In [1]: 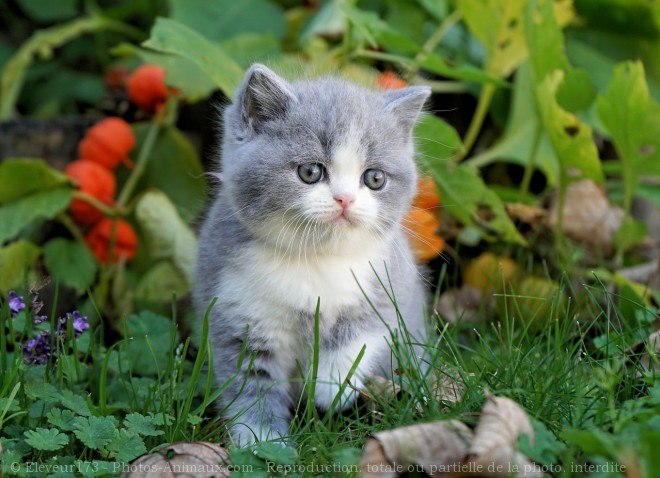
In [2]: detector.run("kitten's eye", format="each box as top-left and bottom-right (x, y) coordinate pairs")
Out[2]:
(297, 163), (325, 184)
(363, 169), (386, 190)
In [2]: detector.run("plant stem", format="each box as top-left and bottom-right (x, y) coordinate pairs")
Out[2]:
(518, 123), (542, 203)
(116, 112), (163, 207)
(454, 82), (496, 163)
(405, 10), (462, 80)
(57, 212), (86, 244)
(72, 191), (124, 217)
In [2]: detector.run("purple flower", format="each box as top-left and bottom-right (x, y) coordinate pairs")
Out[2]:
(61, 311), (89, 337)
(22, 331), (51, 365)
(8, 291), (26, 317)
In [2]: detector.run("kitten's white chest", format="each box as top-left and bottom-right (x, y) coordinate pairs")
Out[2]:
(217, 242), (382, 332)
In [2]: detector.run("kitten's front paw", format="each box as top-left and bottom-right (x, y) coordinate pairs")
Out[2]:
(228, 419), (290, 447)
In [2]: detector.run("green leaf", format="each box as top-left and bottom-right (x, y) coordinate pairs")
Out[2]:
(0, 158), (71, 204)
(132, 124), (207, 224)
(24, 427), (69, 451)
(106, 429), (147, 463)
(614, 217), (649, 255)
(170, 0), (286, 42)
(112, 43), (216, 103)
(136, 261), (190, 303)
(16, 0), (78, 22)
(458, 0), (528, 77)
(598, 61), (660, 212)
(58, 389), (92, 417)
(123, 412), (164, 437)
(255, 442), (298, 465)
(219, 33), (282, 68)
(43, 239), (97, 294)
(524, 0), (570, 81)
(414, 115), (463, 165)
(73, 416), (117, 450)
(142, 18), (244, 98)
(417, 0), (449, 21)
(47, 408), (77, 431)
(135, 190), (198, 284)
(556, 68), (596, 113)
(415, 116), (525, 244)
(0, 240), (40, 293)
(123, 311), (178, 377)
(0, 188), (73, 244)
(535, 70), (603, 184)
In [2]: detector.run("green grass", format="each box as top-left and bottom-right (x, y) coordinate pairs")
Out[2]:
(1, 276), (658, 477)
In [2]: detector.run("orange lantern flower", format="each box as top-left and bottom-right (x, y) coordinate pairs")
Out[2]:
(126, 65), (169, 112)
(65, 160), (116, 226)
(85, 218), (138, 264)
(377, 71), (408, 90)
(78, 117), (136, 170)
(404, 177), (444, 262)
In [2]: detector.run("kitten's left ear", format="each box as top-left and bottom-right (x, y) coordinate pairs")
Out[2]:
(383, 86), (431, 135)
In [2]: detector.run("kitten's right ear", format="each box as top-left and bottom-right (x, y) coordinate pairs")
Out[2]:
(235, 64), (297, 133)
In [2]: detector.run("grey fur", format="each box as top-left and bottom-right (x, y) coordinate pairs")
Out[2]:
(194, 64), (431, 445)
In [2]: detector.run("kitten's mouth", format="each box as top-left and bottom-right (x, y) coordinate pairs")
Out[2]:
(332, 211), (354, 225)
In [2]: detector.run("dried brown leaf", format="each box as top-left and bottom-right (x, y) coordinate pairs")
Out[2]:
(467, 391), (540, 477)
(360, 420), (473, 477)
(436, 286), (492, 325)
(546, 179), (623, 253)
(505, 203), (547, 227)
(122, 441), (230, 478)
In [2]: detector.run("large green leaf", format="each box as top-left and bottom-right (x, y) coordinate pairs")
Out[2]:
(170, 0), (286, 42)
(123, 311), (178, 376)
(414, 115), (463, 165)
(112, 43), (216, 103)
(415, 117), (525, 245)
(132, 124), (207, 224)
(598, 61), (660, 213)
(536, 70), (603, 184)
(0, 240), (40, 292)
(135, 261), (190, 303)
(524, 0), (570, 81)
(134, 190), (197, 283)
(24, 428), (69, 451)
(458, 0), (528, 77)
(42, 238), (97, 294)
(143, 18), (244, 99)
(0, 158), (71, 204)
(0, 188), (73, 244)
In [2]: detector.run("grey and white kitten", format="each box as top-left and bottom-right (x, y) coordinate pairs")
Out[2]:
(194, 64), (430, 446)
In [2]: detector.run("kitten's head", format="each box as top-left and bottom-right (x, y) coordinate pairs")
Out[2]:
(220, 64), (430, 256)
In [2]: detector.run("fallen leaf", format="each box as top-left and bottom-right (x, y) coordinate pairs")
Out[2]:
(505, 203), (547, 227)
(360, 420), (473, 477)
(436, 286), (492, 325)
(122, 441), (230, 478)
(546, 179), (623, 254)
(467, 391), (540, 477)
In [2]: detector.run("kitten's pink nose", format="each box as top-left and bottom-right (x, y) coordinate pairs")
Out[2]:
(334, 195), (355, 210)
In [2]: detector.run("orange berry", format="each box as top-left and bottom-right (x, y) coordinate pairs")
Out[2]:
(377, 71), (408, 90)
(79, 117), (135, 170)
(413, 176), (441, 211)
(85, 218), (138, 264)
(65, 160), (116, 225)
(403, 208), (445, 263)
(126, 65), (168, 111)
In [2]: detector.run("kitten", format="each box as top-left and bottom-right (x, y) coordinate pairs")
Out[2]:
(194, 64), (431, 446)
